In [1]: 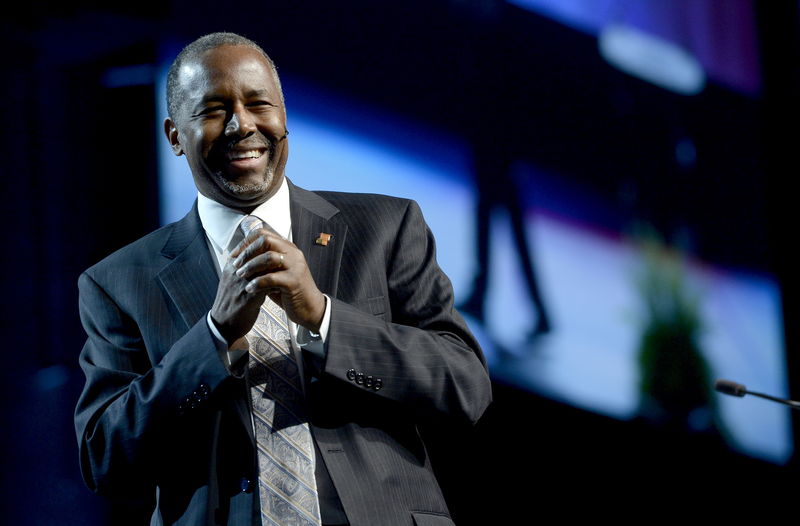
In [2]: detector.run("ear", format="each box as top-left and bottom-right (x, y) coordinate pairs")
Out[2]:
(164, 118), (183, 156)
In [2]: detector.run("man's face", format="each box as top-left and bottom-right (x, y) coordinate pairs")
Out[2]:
(165, 45), (288, 211)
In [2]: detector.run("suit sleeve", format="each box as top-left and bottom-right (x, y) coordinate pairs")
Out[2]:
(74, 270), (234, 495)
(321, 199), (492, 425)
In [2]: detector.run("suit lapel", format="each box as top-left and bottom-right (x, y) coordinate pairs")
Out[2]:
(155, 204), (255, 443)
(156, 203), (220, 332)
(289, 181), (347, 298)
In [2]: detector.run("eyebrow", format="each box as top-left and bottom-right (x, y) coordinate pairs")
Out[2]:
(244, 89), (272, 98)
(199, 89), (274, 105)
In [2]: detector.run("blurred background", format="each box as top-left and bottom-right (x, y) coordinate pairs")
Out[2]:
(2, 0), (799, 523)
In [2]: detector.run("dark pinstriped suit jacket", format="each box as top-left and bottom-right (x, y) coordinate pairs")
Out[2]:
(75, 180), (492, 526)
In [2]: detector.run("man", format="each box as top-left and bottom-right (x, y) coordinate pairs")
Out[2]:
(75, 32), (491, 526)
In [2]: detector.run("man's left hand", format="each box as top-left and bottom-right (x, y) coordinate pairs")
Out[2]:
(231, 227), (326, 332)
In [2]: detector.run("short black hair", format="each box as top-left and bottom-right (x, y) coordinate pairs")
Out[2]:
(166, 32), (283, 122)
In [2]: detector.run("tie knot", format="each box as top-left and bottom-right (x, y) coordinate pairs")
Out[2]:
(240, 215), (264, 236)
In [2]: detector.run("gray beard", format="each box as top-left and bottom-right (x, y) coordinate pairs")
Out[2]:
(213, 166), (274, 195)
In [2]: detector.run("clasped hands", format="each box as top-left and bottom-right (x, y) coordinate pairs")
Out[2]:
(210, 225), (326, 347)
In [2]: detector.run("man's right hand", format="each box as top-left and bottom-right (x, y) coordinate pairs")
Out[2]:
(209, 252), (267, 346)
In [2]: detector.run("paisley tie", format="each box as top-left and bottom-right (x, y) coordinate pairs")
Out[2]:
(240, 215), (321, 526)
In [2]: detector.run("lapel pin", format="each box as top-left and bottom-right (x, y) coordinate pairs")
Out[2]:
(315, 232), (333, 246)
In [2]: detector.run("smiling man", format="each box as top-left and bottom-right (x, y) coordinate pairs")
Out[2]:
(166, 43), (289, 211)
(74, 32), (491, 526)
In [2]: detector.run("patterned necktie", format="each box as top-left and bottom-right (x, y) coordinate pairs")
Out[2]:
(240, 216), (322, 526)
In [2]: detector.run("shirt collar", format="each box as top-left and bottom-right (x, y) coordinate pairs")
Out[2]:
(197, 176), (292, 257)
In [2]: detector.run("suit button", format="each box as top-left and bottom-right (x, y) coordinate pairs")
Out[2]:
(355, 372), (365, 385)
(346, 368), (356, 381)
(364, 375), (374, 388)
(373, 378), (383, 391)
(239, 477), (252, 493)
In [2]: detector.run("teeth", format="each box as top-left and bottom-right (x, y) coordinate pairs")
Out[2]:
(226, 150), (263, 160)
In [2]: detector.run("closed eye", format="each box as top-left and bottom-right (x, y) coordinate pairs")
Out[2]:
(201, 106), (226, 114)
(247, 101), (275, 109)
(191, 106), (226, 118)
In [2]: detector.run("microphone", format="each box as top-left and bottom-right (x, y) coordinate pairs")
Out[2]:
(714, 379), (746, 397)
(714, 379), (800, 410)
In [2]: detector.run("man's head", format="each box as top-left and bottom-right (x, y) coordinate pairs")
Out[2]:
(164, 33), (289, 212)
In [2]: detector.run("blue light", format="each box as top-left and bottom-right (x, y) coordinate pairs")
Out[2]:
(155, 68), (789, 464)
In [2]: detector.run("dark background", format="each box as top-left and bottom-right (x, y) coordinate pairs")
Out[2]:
(2, 1), (798, 523)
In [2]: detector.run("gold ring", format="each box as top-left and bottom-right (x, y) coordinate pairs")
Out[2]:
(279, 253), (285, 267)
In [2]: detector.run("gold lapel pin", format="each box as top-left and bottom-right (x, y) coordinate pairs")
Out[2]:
(315, 232), (333, 246)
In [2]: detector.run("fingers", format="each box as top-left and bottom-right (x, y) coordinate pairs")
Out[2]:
(230, 231), (268, 263)
(230, 232), (293, 295)
(243, 271), (291, 295)
(230, 225), (286, 259)
(231, 229), (289, 268)
(235, 251), (287, 288)
(221, 228), (325, 329)
(234, 249), (301, 296)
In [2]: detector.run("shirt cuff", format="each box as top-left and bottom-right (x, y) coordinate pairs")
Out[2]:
(206, 312), (248, 373)
(297, 295), (331, 378)
(318, 293), (331, 341)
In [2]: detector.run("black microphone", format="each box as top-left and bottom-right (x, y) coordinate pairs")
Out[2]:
(714, 379), (800, 410)
(714, 379), (747, 397)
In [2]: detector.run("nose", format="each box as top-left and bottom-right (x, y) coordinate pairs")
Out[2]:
(224, 110), (255, 137)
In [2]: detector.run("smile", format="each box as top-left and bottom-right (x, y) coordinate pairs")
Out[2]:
(225, 149), (264, 161)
